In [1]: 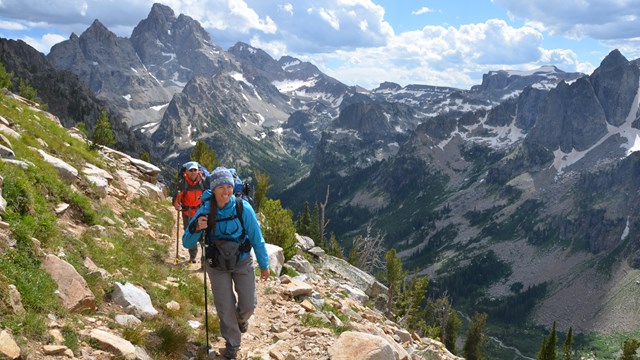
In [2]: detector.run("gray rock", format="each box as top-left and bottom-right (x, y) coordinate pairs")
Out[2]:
(114, 314), (142, 327)
(295, 234), (315, 251)
(0, 144), (14, 159)
(37, 149), (78, 181)
(321, 255), (388, 300)
(112, 282), (158, 319)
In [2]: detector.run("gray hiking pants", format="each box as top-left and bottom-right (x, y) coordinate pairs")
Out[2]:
(206, 255), (257, 350)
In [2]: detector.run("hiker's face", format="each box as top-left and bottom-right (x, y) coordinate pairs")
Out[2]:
(187, 168), (198, 181)
(213, 184), (233, 208)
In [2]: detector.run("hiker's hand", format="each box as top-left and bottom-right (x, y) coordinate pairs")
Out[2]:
(196, 215), (208, 231)
(174, 203), (182, 211)
(260, 268), (269, 280)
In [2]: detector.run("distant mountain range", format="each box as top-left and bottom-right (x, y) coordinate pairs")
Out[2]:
(2, 2), (640, 351)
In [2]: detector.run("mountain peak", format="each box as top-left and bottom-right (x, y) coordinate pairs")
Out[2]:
(149, 2), (176, 22)
(599, 49), (627, 70)
(81, 19), (117, 43)
(87, 19), (109, 34)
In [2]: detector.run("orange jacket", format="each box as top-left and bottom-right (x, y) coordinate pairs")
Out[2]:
(174, 171), (205, 218)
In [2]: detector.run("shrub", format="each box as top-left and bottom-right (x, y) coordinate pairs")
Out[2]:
(259, 198), (297, 261)
(18, 78), (37, 101)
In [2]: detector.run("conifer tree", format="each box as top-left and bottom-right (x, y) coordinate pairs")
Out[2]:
(190, 141), (218, 171)
(260, 198), (297, 261)
(398, 272), (429, 333)
(309, 202), (322, 244)
(463, 312), (487, 360)
(90, 110), (116, 150)
(445, 308), (462, 354)
(537, 321), (557, 360)
(326, 231), (343, 258)
(140, 151), (151, 162)
(295, 202), (312, 237)
(562, 327), (573, 360)
(384, 248), (406, 319)
(253, 168), (272, 212)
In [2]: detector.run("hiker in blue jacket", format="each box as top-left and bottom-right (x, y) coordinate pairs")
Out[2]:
(183, 166), (269, 360)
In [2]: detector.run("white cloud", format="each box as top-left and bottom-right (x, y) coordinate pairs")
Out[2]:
(493, 0), (640, 40)
(412, 7), (433, 15)
(22, 33), (67, 53)
(0, 20), (26, 30)
(280, 3), (294, 15)
(317, 7), (340, 30)
(308, 18), (586, 90)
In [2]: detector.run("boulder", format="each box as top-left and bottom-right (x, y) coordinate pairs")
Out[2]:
(41, 254), (96, 312)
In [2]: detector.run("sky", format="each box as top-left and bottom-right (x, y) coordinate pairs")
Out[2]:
(0, 0), (638, 90)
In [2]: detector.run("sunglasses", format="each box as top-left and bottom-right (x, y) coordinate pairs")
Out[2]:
(188, 169), (198, 172)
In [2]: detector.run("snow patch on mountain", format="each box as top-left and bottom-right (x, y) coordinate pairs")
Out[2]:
(281, 59), (301, 71)
(553, 80), (640, 173)
(150, 103), (169, 111)
(273, 78), (317, 93)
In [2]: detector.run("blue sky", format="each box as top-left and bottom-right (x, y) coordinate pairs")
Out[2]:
(0, 0), (636, 90)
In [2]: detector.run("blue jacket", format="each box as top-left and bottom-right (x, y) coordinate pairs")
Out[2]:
(182, 190), (269, 270)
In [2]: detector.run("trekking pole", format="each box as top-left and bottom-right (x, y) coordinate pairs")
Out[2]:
(175, 210), (180, 264)
(200, 233), (210, 353)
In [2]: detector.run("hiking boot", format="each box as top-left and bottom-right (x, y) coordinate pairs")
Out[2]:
(238, 321), (248, 333)
(223, 345), (238, 359)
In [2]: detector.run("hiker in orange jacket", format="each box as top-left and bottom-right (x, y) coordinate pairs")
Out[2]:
(173, 161), (207, 263)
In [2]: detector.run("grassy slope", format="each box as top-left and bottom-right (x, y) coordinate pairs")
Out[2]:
(0, 93), (216, 358)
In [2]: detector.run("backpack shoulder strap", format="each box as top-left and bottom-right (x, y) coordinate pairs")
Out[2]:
(235, 195), (246, 236)
(206, 196), (217, 244)
(235, 196), (252, 252)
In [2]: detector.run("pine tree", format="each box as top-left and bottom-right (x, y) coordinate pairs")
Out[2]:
(399, 272), (429, 333)
(140, 151), (151, 162)
(190, 141), (218, 171)
(260, 198), (297, 262)
(326, 231), (343, 258)
(384, 248), (406, 319)
(295, 202), (312, 237)
(463, 312), (487, 360)
(562, 327), (573, 360)
(90, 110), (116, 150)
(445, 308), (462, 354)
(537, 322), (557, 360)
(253, 168), (272, 212)
(309, 202), (322, 244)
